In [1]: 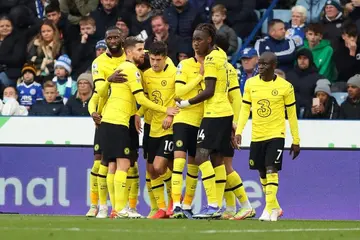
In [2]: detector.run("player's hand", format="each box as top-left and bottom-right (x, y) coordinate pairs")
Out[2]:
(166, 107), (179, 116)
(234, 134), (242, 150)
(134, 114), (142, 134)
(290, 144), (300, 160)
(91, 112), (102, 125)
(108, 70), (128, 83)
(162, 115), (173, 130)
(175, 100), (191, 108)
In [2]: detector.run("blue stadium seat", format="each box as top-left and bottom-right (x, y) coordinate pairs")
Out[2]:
(230, 37), (242, 61)
(332, 92), (348, 105)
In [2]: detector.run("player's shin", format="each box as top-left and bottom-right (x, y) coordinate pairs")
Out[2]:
(151, 177), (166, 210)
(214, 164), (226, 208)
(265, 170), (280, 210)
(227, 171), (251, 209)
(224, 183), (236, 213)
(183, 163), (199, 210)
(90, 160), (101, 206)
(172, 155), (186, 208)
(199, 160), (217, 207)
(97, 164), (108, 207)
(114, 159), (130, 212)
(106, 172), (115, 209)
(146, 170), (158, 211)
(128, 162), (139, 209)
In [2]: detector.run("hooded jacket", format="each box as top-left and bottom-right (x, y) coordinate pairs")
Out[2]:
(321, 12), (344, 48)
(303, 39), (337, 82)
(304, 96), (340, 119)
(286, 48), (323, 112)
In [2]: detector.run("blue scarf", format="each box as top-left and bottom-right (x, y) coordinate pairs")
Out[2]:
(239, 65), (258, 95)
(52, 76), (73, 104)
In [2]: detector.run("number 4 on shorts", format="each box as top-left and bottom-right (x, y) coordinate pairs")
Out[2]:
(197, 129), (205, 141)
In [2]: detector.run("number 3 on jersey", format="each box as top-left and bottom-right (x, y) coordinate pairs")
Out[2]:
(197, 129), (205, 142)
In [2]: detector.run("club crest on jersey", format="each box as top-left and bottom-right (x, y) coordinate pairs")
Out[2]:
(161, 80), (167, 86)
(30, 89), (36, 95)
(272, 89), (278, 96)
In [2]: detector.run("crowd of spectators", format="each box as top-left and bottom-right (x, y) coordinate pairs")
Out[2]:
(0, 0), (359, 119)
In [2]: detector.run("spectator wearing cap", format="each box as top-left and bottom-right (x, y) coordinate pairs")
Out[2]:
(64, 72), (93, 116)
(333, 22), (360, 82)
(95, 40), (107, 57)
(17, 63), (43, 109)
(71, 16), (98, 78)
(90, 0), (130, 40)
(211, 4), (238, 55)
(295, 0), (328, 23)
(131, 0), (152, 40)
(304, 81), (340, 119)
(116, 17), (130, 39)
(164, 0), (205, 53)
(286, 5), (307, 48)
(321, 0), (345, 48)
(52, 54), (77, 104)
(59, 0), (98, 25)
(255, 19), (296, 73)
(239, 48), (258, 95)
(287, 48), (323, 115)
(303, 23), (337, 82)
(339, 74), (360, 119)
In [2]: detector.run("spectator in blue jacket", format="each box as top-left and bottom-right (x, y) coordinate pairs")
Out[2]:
(255, 19), (297, 73)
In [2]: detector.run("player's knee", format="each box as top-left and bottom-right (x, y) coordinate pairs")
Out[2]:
(130, 150), (138, 165)
(108, 162), (116, 173)
(100, 159), (109, 167)
(153, 158), (167, 175)
(187, 156), (196, 165)
(94, 154), (102, 161)
(117, 158), (131, 172)
(265, 166), (277, 174)
(259, 171), (266, 179)
(195, 148), (210, 165)
(224, 158), (234, 174)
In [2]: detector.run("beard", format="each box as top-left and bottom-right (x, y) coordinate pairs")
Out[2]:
(108, 44), (122, 54)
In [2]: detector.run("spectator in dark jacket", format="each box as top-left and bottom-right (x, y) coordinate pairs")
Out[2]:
(341, 0), (360, 22)
(340, 74), (360, 119)
(164, 0), (204, 52)
(64, 72), (92, 116)
(321, 0), (345, 48)
(0, 16), (27, 87)
(29, 80), (67, 116)
(255, 19), (297, 73)
(304, 83), (340, 119)
(287, 48), (323, 116)
(130, 0), (152, 39)
(213, 0), (257, 39)
(59, 0), (99, 24)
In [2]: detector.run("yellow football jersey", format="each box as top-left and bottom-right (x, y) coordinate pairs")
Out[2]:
(173, 57), (204, 127)
(227, 63), (242, 123)
(203, 47), (233, 118)
(101, 61), (143, 127)
(143, 63), (177, 137)
(238, 75), (299, 143)
(92, 51), (126, 115)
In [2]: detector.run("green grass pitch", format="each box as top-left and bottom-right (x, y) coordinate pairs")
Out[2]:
(1, 215), (359, 240)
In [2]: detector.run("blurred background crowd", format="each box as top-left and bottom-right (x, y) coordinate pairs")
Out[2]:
(0, 0), (359, 119)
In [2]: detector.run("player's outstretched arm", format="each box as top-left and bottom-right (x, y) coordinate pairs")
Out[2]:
(134, 92), (179, 116)
(176, 78), (215, 108)
(175, 75), (203, 97)
(285, 84), (300, 159)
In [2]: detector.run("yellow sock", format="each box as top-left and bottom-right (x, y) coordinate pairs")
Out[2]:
(266, 173), (280, 210)
(199, 161), (217, 206)
(224, 179), (236, 212)
(172, 158), (186, 206)
(106, 173), (115, 209)
(260, 177), (267, 194)
(161, 168), (172, 204)
(183, 164), (198, 209)
(151, 177), (166, 210)
(90, 160), (100, 205)
(128, 165), (139, 209)
(114, 170), (128, 212)
(97, 165), (108, 206)
(146, 171), (157, 210)
(214, 165), (226, 208)
(227, 171), (251, 208)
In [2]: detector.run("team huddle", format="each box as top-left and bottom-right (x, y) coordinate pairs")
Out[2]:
(86, 23), (301, 221)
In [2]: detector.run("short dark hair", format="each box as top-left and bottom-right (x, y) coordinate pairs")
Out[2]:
(136, 0), (151, 7)
(342, 21), (358, 37)
(151, 13), (168, 24)
(268, 19), (284, 30)
(195, 23), (217, 45)
(306, 23), (323, 35)
(148, 41), (168, 56)
(106, 25), (122, 33)
(124, 37), (145, 51)
(215, 33), (229, 52)
(45, 3), (60, 14)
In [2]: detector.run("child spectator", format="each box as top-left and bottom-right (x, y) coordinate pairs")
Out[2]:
(303, 23), (337, 82)
(71, 16), (98, 78)
(95, 40), (107, 57)
(131, 0), (152, 40)
(0, 86), (28, 116)
(29, 80), (67, 116)
(64, 72), (93, 116)
(211, 4), (238, 55)
(17, 63), (43, 109)
(52, 54), (77, 104)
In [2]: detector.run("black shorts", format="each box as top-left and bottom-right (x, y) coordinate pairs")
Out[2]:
(173, 123), (198, 157)
(147, 135), (174, 164)
(249, 138), (285, 171)
(197, 116), (233, 156)
(93, 126), (102, 155)
(142, 123), (150, 159)
(100, 122), (131, 162)
(129, 115), (139, 151)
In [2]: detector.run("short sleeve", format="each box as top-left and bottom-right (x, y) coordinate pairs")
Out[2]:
(175, 62), (187, 84)
(128, 68), (144, 94)
(204, 53), (217, 79)
(284, 83), (296, 106)
(92, 60), (105, 81)
(242, 80), (252, 104)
